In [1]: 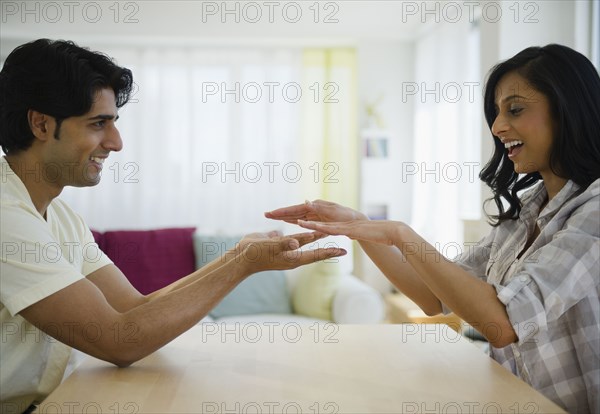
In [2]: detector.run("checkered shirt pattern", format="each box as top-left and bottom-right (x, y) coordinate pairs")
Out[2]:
(454, 178), (599, 413)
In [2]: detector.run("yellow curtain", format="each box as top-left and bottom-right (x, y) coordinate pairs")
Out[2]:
(290, 48), (359, 317)
(300, 48), (358, 209)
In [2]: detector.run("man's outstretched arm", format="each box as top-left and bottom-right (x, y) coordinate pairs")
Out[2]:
(19, 234), (345, 367)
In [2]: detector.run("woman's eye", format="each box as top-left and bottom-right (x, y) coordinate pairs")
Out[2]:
(508, 107), (523, 115)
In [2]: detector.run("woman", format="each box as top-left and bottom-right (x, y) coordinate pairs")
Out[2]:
(265, 44), (599, 413)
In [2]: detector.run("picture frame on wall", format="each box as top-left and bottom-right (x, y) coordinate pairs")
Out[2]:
(363, 136), (389, 158)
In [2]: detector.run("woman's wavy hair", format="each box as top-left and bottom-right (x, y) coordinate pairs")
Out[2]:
(0, 39), (133, 154)
(480, 44), (600, 226)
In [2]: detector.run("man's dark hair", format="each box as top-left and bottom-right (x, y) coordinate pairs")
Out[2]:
(480, 44), (600, 226)
(0, 39), (133, 154)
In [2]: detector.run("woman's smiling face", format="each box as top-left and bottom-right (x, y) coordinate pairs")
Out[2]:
(491, 71), (557, 178)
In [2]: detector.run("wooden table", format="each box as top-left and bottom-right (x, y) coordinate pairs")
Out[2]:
(36, 324), (565, 413)
(386, 293), (463, 330)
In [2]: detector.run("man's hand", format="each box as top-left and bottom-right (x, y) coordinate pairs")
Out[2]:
(237, 230), (284, 251)
(236, 230), (346, 276)
(238, 230), (327, 251)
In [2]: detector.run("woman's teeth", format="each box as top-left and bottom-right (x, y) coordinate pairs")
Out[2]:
(504, 140), (523, 149)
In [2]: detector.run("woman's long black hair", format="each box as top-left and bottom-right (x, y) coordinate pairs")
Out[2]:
(480, 44), (600, 226)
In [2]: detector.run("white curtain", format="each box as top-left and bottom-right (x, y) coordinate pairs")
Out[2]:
(55, 42), (359, 277)
(60, 46), (308, 234)
(410, 22), (481, 252)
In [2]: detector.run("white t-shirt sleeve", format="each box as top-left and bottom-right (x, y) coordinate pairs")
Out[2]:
(0, 199), (112, 317)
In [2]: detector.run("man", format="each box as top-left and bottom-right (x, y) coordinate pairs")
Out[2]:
(0, 39), (346, 413)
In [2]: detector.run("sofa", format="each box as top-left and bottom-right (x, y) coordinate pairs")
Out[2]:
(91, 227), (385, 324)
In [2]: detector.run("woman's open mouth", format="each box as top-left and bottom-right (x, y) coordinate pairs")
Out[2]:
(505, 140), (523, 159)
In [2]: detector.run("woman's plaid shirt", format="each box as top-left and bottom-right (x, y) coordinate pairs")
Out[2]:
(454, 178), (599, 413)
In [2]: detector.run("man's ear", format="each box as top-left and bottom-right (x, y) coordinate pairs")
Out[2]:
(27, 110), (53, 141)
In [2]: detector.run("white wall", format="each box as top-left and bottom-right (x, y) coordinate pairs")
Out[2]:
(499, 0), (576, 58)
(357, 40), (415, 221)
(0, 0), (421, 45)
(355, 40), (415, 292)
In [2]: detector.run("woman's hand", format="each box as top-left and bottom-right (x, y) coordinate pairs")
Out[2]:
(265, 200), (367, 225)
(237, 230), (346, 276)
(297, 219), (403, 246)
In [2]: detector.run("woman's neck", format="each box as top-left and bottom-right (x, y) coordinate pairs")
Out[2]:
(540, 172), (568, 202)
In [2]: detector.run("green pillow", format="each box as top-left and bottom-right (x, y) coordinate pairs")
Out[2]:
(292, 262), (342, 321)
(192, 233), (292, 318)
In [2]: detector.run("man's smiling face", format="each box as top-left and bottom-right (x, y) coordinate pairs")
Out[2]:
(43, 88), (123, 187)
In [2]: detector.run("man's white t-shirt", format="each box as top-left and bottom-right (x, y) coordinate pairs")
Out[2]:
(0, 156), (112, 412)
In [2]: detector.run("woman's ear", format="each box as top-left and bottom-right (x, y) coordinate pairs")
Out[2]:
(27, 110), (52, 141)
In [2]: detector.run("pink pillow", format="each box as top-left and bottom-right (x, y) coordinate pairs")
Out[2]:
(101, 228), (196, 294)
(90, 229), (104, 250)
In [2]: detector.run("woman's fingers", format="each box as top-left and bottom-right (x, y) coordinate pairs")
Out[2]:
(265, 200), (323, 222)
(264, 203), (309, 219)
(297, 220), (394, 245)
(297, 220), (340, 234)
(281, 247), (347, 267)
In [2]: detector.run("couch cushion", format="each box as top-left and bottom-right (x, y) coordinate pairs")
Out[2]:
(331, 275), (385, 324)
(102, 228), (196, 294)
(90, 229), (104, 251)
(193, 233), (292, 318)
(292, 263), (342, 321)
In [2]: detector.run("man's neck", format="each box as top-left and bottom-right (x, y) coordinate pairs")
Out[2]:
(5, 153), (63, 219)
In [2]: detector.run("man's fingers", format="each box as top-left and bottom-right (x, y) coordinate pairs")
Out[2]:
(312, 247), (347, 261)
(279, 237), (300, 251)
(311, 231), (328, 241)
(285, 231), (327, 247)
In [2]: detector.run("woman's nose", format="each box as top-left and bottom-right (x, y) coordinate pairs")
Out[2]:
(491, 114), (509, 138)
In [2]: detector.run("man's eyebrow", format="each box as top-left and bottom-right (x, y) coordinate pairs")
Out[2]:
(87, 114), (119, 121)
